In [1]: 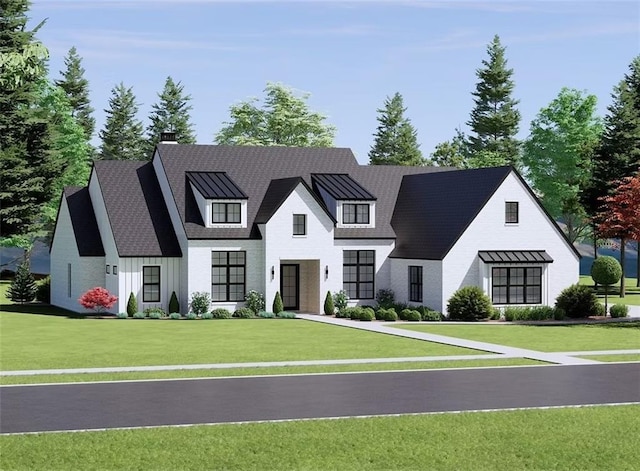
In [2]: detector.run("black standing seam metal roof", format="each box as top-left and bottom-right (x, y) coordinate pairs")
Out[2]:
(186, 171), (248, 199)
(62, 187), (105, 257)
(478, 250), (554, 264)
(311, 174), (376, 200)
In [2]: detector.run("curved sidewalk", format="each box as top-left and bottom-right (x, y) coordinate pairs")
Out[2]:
(297, 315), (600, 365)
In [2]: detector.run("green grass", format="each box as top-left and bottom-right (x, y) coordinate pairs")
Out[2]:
(0, 358), (543, 385)
(580, 275), (640, 306)
(398, 323), (640, 352)
(0, 312), (484, 371)
(2, 405), (638, 470)
(579, 354), (640, 362)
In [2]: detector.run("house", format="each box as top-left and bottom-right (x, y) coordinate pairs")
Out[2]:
(50, 138), (580, 315)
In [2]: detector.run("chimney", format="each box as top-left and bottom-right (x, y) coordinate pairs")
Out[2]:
(159, 131), (177, 144)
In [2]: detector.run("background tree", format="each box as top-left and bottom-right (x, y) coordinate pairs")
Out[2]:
(144, 76), (196, 157)
(466, 35), (521, 168)
(590, 256), (622, 314)
(427, 128), (469, 168)
(215, 82), (335, 147)
(54, 46), (95, 140)
(98, 82), (145, 160)
(7, 262), (36, 303)
(368, 92), (424, 166)
(522, 88), (603, 243)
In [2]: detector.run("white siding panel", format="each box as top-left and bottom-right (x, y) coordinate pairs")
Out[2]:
(390, 259), (443, 311)
(117, 257), (181, 313)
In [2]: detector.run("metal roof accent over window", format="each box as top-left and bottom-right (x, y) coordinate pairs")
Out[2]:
(478, 250), (553, 264)
(186, 172), (247, 199)
(312, 173), (376, 200)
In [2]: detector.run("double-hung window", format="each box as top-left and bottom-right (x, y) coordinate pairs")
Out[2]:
(492, 267), (541, 304)
(212, 251), (246, 301)
(343, 203), (370, 224)
(212, 202), (241, 224)
(293, 214), (306, 236)
(408, 266), (423, 303)
(343, 250), (375, 299)
(143, 266), (161, 302)
(505, 202), (519, 224)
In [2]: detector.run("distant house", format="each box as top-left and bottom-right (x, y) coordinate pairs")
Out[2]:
(50, 138), (580, 315)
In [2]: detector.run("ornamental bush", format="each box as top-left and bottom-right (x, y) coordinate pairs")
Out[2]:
(405, 310), (422, 321)
(168, 291), (180, 314)
(148, 311), (162, 319)
(186, 313), (198, 320)
(189, 292), (210, 315)
(201, 312), (214, 319)
(359, 309), (374, 321)
(79, 287), (118, 313)
(447, 286), (493, 321)
(144, 307), (166, 317)
(8, 263), (36, 303)
(591, 256), (622, 313)
(610, 304), (628, 318)
(333, 290), (348, 314)
(133, 312), (146, 319)
(375, 289), (395, 309)
(272, 291), (284, 314)
(35, 276), (50, 303)
(234, 307), (254, 318)
(211, 308), (232, 319)
(555, 284), (600, 318)
(116, 312), (128, 319)
(276, 311), (296, 319)
(127, 292), (137, 317)
(258, 311), (275, 318)
(324, 291), (335, 316)
(169, 313), (181, 320)
(419, 308), (442, 322)
(345, 307), (364, 320)
(379, 308), (398, 322)
(245, 290), (265, 314)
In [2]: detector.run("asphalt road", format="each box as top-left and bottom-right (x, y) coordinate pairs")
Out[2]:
(1, 363), (639, 434)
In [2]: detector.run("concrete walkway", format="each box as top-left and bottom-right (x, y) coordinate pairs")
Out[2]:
(297, 315), (600, 365)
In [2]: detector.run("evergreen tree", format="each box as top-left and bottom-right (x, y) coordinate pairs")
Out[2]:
(0, 0), (61, 240)
(8, 262), (36, 303)
(54, 46), (95, 139)
(144, 76), (196, 157)
(368, 92), (424, 166)
(427, 128), (469, 168)
(98, 83), (145, 160)
(467, 35), (521, 168)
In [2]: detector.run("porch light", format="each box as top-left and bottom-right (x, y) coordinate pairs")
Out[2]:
(325, 265), (329, 279)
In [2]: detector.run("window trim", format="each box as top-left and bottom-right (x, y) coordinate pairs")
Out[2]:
(505, 201), (519, 224)
(211, 251), (246, 302)
(142, 266), (161, 303)
(491, 266), (542, 305)
(343, 203), (370, 225)
(293, 214), (307, 236)
(212, 202), (242, 224)
(343, 250), (375, 300)
(408, 266), (423, 303)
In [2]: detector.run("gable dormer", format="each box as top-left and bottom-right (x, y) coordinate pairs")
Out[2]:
(186, 171), (248, 228)
(311, 173), (376, 228)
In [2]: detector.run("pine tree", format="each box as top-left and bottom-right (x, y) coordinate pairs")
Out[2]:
(8, 262), (36, 303)
(98, 83), (145, 160)
(54, 46), (95, 139)
(427, 128), (469, 168)
(368, 92), (424, 166)
(467, 35), (521, 168)
(144, 76), (196, 157)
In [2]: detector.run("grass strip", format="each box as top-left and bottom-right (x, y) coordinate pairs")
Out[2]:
(0, 358), (543, 385)
(579, 354), (640, 362)
(2, 405), (639, 470)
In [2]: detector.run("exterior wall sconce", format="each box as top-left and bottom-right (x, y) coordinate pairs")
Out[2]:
(325, 265), (329, 280)
(271, 266), (275, 280)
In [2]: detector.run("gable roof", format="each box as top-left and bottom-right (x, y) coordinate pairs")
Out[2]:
(390, 166), (513, 260)
(63, 187), (105, 257)
(186, 171), (247, 199)
(93, 161), (182, 257)
(311, 173), (376, 200)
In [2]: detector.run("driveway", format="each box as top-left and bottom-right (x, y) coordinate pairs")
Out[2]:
(1, 363), (638, 434)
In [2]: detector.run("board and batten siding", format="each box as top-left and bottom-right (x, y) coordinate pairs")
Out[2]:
(117, 257), (181, 313)
(390, 259), (443, 311)
(50, 197), (106, 313)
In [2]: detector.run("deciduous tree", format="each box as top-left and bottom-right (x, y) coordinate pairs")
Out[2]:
(98, 83), (145, 160)
(427, 128), (469, 168)
(78, 287), (118, 313)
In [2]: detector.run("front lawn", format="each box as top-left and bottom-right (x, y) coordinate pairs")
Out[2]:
(397, 323), (640, 352)
(0, 312), (482, 371)
(580, 275), (640, 306)
(1, 405), (638, 470)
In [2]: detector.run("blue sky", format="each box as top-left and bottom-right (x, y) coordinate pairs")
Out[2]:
(31, 0), (639, 164)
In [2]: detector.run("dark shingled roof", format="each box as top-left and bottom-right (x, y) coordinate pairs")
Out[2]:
(93, 161), (182, 257)
(186, 171), (247, 199)
(390, 166), (513, 260)
(478, 250), (554, 264)
(64, 187), (105, 256)
(156, 144), (452, 240)
(311, 173), (375, 200)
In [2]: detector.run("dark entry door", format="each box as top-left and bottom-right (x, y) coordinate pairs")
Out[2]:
(280, 264), (299, 310)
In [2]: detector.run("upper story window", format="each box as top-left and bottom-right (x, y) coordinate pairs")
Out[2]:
(505, 201), (519, 224)
(212, 202), (241, 224)
(343, 203), (370, 224)
(293, 214), (306, 236)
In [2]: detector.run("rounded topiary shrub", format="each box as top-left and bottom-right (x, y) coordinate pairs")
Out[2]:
(447, 286), (493, 321)
(133, 312), (146, 319)
(169, 312), (182, 320)
(381, 308), (398, 321)
(323, 291), (335, 316)
(345, 307), (364, 320)
(610, 304), (628, 318)
(554, 284), (600, 318)
(591, 256), (622, 287)
(201, 312), (214, 320)
(186, 313), (198, 320)
(405, 310), (422, 321)
(359, 309), (374, 321)
(211, 308), (232, 319)
(233, 307), (254, 318)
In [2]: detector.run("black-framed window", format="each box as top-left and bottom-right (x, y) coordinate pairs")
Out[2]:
(343, 250), (375, 299)
(492, 267), (542, 304)
(113, 265), (118, 275)
(293, 214), (306, 236)
(343, 203), (370, 224)
(505, 201), (519, 224)
(409, 266), (423, 303)
(106, 264), (110, 274)
(143, 266), (161, 302)
(212, 202), (241, 224)
(212, 251), (246, 302)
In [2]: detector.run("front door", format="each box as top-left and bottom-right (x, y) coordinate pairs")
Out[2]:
(280, 264), (299, 310)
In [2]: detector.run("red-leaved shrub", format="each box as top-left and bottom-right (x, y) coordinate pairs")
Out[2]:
(79, 287), (118, 312)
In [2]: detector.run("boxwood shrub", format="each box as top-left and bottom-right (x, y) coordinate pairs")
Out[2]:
(233, 307), (254, 318)
(447, 286), (493, 321)
(116, 312), (128, 319)
(211, 308), (232, 319)
(359, 309), (374, 321)
(610, 304), (628, 318)
(185, 313), (198, 320)
(258, 311), (275, 318)
(147, 311), (163, 319)
(169, 312), (182, 320)
(201, 312), (214, 319)
(555, 284), (600, 318)
(132, 312), (146, 319)
(276, 311), (296, 319)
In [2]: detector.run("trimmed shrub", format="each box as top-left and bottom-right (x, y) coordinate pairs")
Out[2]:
(276, 311), (296, 319)
(245, 290), (265, 314)
(133, 312), (146, 319)
(272, 292), (284, 314)
(504, 306), (556, 322)
(504, 306), (529, 322)
(375, 289), (395, 309)
(360, 309), (374, 321)
(333, 290), (348, 314)
(405, 310), (422, 321)
(555, 284), (600, 318)
(324, 291), (335, 316)
(362, 307), (375, 320)
(258, 311), (275, 318)
(610, 304), (628, 318)
(210, 308), (232, 319)
(489, 308), (501, 321)
(144, 307), (166, 317)
(379, 308), (398, 322)
(344, 307), (364, 320)
(420, 309), (443, 322)
(201, 312), (214, 320)
(169, 313), (181, 320)
(186, 313), (198, 320)
(35, 276), (50, 303)
(8, 262), (36, 303)
(553, 307), (565, 320)
(168, 291), (180, 314)
(189, 291), (210, 315)
(148, 311), (162, 319)
(591, 256), (622, 313)
(594, 302), (606, 317)
(116, 312), (128, 319)
(529, 306), (555, 321)
(447, 286), (493, 321)
(127, 292), (137, 317)
(234, 307), (254, 318)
